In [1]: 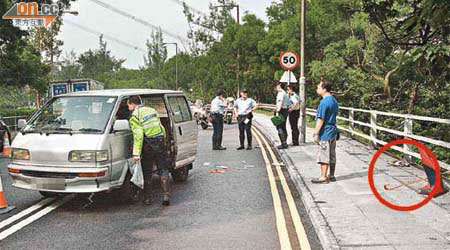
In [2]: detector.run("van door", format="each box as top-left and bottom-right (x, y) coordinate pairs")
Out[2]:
(109, 97), (133, 183)
(140, 94), (176, 168)
(165, 95), (198, 166)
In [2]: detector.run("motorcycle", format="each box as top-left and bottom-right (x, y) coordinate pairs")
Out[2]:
(224, 97), (235, 124)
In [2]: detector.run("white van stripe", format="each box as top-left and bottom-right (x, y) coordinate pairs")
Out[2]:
(0, 197), (57, 230)
(0, 195), (73, 241)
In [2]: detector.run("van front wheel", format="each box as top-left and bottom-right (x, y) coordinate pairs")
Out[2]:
(39, 191), (60, 197)
(117, 172), (141, 204)
(171, 165), (189, 182)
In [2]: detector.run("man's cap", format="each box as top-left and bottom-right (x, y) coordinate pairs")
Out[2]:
(240, 88), (248, 93)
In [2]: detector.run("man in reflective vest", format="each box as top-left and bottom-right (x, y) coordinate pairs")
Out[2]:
(128, 96), (171, 206)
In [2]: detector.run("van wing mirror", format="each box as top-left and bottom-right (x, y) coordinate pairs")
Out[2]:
(18, 119), (27, 129)
(113, 120), (130, 131)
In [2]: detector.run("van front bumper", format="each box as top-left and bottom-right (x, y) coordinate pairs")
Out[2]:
(7, 163), (111, 193)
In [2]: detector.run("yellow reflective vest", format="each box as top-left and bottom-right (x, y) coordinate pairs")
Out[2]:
(129, 106), (165, 156)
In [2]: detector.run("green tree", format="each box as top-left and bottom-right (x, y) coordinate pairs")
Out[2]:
(143, 28), (167, 76)
(53, 50), (82, 80)
(77, 35), (125, 79)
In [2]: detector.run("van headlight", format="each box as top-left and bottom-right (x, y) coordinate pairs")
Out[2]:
(69, 150), (109, 162)
(11, 148), (30, 160)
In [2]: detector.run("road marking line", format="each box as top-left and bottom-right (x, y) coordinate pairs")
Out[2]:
(254, 130), (292, 250)
(253, 127), (312, 250)
(0, 195), (73, 241)
(0, 197), (57, 230)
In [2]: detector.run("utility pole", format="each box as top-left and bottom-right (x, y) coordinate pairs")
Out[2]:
(299, 0), (306, 143)
(213, 4), (240, 98)
(163, 42), (178, 90)
(236, 5), (240, 99)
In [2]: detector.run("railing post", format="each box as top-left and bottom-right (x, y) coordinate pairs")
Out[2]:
(349, 109), (355, 137)
(370, 111), (377, 148)
(404, 117), (413, 163)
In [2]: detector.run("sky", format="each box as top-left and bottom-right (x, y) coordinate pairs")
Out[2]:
(58, 0), (274, 69)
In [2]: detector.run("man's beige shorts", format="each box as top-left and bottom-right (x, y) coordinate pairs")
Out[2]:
(317, 136), (337, 164)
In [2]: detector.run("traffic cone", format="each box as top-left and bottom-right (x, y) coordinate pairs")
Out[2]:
(0, 176), (15, 214)
(2, 131), (10, 157)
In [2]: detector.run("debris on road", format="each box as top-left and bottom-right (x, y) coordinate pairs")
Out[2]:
(383, 177), (427, 191)
(203, 162), (211, 166)
(208, 169), (226, 174)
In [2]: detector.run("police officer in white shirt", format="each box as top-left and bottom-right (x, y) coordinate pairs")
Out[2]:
(234, 89), (258, 150)
(210, 89), (227, 150)
(276, 82), (290, 149)
(287, 85), (301, 146)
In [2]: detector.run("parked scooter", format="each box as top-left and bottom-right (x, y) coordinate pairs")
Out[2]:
(224, 97), (235, 124)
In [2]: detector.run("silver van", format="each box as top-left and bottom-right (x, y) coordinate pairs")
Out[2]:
(8, 89), (198, 198)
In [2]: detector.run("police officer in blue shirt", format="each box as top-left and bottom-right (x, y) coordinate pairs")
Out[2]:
(234, 89), (257, 150)
(276, 82), (290, 149)
(210, 89), (227, 150)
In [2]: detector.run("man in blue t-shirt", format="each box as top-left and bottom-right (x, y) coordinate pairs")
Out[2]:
(312, 80), (339, 184)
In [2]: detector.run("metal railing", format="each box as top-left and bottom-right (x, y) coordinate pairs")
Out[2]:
(257, 103), (450, 169)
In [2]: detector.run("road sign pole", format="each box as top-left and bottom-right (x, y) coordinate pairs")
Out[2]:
(288, 70), (291, 86)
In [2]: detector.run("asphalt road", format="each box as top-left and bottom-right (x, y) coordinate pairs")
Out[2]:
(0, 123), (321, 250)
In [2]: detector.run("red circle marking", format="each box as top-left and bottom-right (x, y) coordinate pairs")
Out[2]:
(279, 50), (300, 71)
(368, 139), (441, 211)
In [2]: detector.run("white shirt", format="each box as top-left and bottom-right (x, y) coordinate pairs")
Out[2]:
(289, 93), (301, 111)
(234, 97), (256, 115)
(276, 90), (289, 111)
(210, 96), (226, 115)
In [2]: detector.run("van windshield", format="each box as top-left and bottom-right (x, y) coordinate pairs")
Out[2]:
(24, 96), (117, 134)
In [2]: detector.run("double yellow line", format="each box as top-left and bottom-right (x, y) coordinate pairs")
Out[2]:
(253, 127), (311, 250)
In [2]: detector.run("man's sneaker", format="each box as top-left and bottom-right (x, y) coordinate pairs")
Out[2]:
(277, 144), (288, 149)
(328, 176), (336, 182)
(236, 146), (245, 150)
(290, 143), (299, 146)
(311, 177), (329, 184)
(246, 146), (252, 150)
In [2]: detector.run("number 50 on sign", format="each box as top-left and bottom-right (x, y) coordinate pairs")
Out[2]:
(280, 51), (299, 71)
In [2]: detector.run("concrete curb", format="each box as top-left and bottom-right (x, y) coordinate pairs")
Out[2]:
(253, 119), (341, 250)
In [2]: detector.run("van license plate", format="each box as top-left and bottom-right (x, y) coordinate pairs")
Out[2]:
(35, 178), (65, 190)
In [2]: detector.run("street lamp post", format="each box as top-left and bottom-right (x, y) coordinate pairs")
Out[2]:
(163, 42), (178, 90)
(212, 4), (240, 98)
(299, 0), (307, 143)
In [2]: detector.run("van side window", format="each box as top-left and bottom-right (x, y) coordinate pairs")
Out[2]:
(116, 98), (131, 120)
(141, 96), (168, 117)
(177, 96), (192, 121)
(168, 97), (183, 123)
(168, 96), (192, 123)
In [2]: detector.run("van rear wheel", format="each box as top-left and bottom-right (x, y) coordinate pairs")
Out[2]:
(171, 165), (189, 182)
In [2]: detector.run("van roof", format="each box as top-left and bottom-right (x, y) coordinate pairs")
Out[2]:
(59, 89), (184, 97)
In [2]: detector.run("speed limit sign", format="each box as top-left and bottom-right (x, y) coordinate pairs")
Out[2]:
(280, 51), (299, 71)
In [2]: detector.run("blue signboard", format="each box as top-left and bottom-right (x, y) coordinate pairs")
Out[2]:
(53, 84), (67, 96)
(73, 82), (89, 92)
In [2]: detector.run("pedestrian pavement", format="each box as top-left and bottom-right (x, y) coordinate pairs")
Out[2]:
(253, 113), (450, 250)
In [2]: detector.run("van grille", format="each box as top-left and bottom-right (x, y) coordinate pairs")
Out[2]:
(21, 170), (78, 179)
